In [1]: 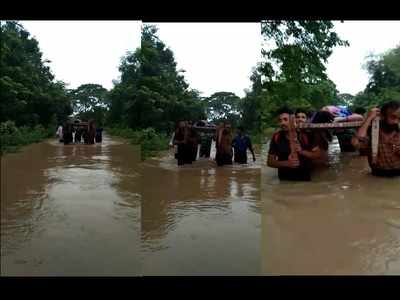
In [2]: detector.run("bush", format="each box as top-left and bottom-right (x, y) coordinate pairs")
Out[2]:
(0, 121), (53, 155)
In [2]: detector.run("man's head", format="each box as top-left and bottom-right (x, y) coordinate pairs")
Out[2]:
(237, 126), (244, 136)
(178, 120), (186, 128)
(295, 108), (308, 124)
(381, 101), (400, 128)
(311, 111), (334, 124)
(187, 120), (193, 128)
(276, 107), (293, 131)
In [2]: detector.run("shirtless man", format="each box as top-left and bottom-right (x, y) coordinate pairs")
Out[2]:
(173, 120), (189, 166)
(216, 123), (233, 166)
(352, 101), (400, 177)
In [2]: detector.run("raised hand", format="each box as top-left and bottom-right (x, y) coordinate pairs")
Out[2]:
(367, 107), (380, 120)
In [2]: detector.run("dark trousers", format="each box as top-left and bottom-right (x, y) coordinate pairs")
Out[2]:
(234, 151), (248, 164)
(63, 133), (73, 145)
(190, 145), (198, 161)
(216, 152), (232, 166)
(177, 144), (192, 166)
(336, 131), (356, 152)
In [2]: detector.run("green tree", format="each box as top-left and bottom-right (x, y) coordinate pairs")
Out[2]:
(109, 24), (205, 133)
(240, 66), (263, 132)
(258, 21), (348, 128)
(69, 83), (109, 125)
(261, 21), (348, 84)
(0, 21), (72, 127)
(353, 45), (400, 109)
(205, 91), (241, 127)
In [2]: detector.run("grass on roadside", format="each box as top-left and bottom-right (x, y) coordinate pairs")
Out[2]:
(0, 121), (54, 155)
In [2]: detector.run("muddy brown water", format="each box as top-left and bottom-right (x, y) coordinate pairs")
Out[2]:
(1, 135), (261, 276)
(1, 134), (398, 275)
(1, 134), (142, 276)
(140, 145), (262, 275)
(261, 137), (400, 275)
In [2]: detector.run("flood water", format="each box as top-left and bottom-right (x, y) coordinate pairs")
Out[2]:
(1, 134), (142, 276)
(1, 133), (398, 275)
(1, 135), (261, 276)
(140, 143), (262, 275)
(261, 137), (400, 275)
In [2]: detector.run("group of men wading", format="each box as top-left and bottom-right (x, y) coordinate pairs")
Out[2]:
(56, 120), (103, 145)
(267, 100), (400, 180)
(171, 120), (256, 166)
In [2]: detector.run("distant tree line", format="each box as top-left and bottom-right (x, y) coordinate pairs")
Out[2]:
(2, 20), (397, 152)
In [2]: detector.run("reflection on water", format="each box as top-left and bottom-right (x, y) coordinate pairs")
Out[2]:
(261, 136), (400, 275)
(1, 134), (142, 276)
(1, 134), (262, 276)
(140, 147), (262, 275)
(4, 131), (396, 275)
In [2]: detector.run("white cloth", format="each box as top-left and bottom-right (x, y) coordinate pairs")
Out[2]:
(169, 132), (175, 146)
(56, 126), (63, 138)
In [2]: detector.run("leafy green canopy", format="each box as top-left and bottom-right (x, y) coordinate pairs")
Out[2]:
(0, 21), (72, 127)
(258, 21), (349, 128)
(69, 83), (109, 126)
(352, 45), (400, 109)
(108, 25), (205, 133)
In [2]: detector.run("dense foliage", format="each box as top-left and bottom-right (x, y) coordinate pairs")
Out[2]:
(69, 83), (109, 126)
(108, 25), (205, 134)
(258, 21), (349, 129)
(3, 21), (395, 156)
(0, 21), (73, 153)
(0, 21), (72, 127)
(352, 45), (400, 109)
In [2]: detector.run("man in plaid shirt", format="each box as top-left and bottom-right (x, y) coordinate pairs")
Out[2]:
(352, 101), (400, 177)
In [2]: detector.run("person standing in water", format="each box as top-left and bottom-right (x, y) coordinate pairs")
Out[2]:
(199, 131), (213, 158)
(174, 120), (189, 166)
(95, 127), (103, 143)
(63, 122), (73, 145)
(232, 126), (256, 164)
(216, 124), (233, 166)
(75, 125), (82, 143)
(187, 121), (200, 162)
(56, 124), (63, 143)
(304, 111), (334, 167)
(267, 107), (321, 181)
(352, 101), (400, 177)
(215, 122), (225, 161)
(88, 120), (96, 144)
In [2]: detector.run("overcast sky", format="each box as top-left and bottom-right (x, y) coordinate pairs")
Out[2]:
(20, 21), (141, 90)
(326, 21), (400, 95)
(148, 22), (261, 98)
(18, 21), (400, 97)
